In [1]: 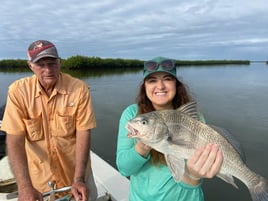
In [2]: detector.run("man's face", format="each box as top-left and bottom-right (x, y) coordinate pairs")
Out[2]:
(28, 57), (61, 90)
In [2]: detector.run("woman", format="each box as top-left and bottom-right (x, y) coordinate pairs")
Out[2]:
(116, 56), (223, 201)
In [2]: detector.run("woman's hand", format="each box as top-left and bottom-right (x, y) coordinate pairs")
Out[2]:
(183, 143), (223, 185)
(135, 140), (152, 157)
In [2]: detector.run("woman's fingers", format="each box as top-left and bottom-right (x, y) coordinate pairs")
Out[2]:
(205, 147), (223, 178)
(187, 143), (223, 178)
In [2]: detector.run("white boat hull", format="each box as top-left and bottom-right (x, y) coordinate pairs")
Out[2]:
(0, 151), (129, 201)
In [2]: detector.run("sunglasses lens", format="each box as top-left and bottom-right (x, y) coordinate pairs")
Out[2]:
(145, 60), (174, 71)
(161, 60), (174, 70)
(145, 61), (157, 71)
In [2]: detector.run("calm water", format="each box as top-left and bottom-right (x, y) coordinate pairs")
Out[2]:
(0, 63), (267, 201)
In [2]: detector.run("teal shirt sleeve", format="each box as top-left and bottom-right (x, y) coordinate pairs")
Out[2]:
(175, 182), (204, 201)
(116, 104), (151, 176)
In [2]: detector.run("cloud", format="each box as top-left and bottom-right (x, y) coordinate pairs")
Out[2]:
(1, 0), (268, 60)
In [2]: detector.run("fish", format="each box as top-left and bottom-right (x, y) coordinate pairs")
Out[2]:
(126, 101), (268, 201)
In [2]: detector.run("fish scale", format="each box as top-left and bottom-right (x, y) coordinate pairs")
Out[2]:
(173, 111), (261, 188)
(163, 111), (253, 185)
(127, 101), (268, 201)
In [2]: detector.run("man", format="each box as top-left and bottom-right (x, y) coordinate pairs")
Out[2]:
(2, 40), (97, 201)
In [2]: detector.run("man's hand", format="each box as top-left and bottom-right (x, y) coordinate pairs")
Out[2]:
(71, 181), (89, 201)
(18, 186), (43, 201)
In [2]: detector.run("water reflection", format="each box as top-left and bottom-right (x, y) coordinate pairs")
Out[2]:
(63, 67), (141, 78)
(178, 64), (268, 201)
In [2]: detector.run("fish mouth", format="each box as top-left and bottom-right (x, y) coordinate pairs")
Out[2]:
(126, 123), (139, 138)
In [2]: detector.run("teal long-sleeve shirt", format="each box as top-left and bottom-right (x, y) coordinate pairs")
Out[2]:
(116, 104), (204, 201)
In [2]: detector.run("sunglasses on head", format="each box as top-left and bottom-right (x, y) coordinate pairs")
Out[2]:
(144, 59), (175, 71)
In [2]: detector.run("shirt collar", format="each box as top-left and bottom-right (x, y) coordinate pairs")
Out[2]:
(34, 73), (68, 98)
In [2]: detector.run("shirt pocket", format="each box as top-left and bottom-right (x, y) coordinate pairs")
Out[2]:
(53, 112), (75, 137)
(23, 114), (43, 141)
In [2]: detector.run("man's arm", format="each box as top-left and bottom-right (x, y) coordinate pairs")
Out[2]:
(71, 129), (91, 201)
(6, 134), (43, 201)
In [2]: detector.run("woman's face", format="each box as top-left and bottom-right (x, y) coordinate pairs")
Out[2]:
(144, 72), (177, 110)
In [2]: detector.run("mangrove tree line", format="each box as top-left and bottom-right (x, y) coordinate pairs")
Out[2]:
(0, 55), (252, 70)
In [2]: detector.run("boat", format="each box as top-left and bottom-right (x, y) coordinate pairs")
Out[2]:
(0, 120), (130, 201)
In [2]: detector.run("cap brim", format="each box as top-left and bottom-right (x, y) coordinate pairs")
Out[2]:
(143, 69), (177, 79)
(31, 55), (60, 63)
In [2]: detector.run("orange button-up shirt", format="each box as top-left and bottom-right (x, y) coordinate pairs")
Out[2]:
(2, 73), (96, 193)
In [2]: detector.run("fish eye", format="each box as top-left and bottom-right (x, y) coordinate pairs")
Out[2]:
(141, 119), (148, 125)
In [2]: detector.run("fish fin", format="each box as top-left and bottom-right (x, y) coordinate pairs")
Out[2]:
(248, 176), (268, 201)
(217, 173), (239, 189)
(177, 101), (203, 121)
(170, 138), (193, 148)
(168, 131), (194, 147)
(165, 154), (185, 182)
(210, 125), (246, 162)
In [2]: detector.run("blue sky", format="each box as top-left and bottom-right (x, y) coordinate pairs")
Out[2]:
(1, 0), (268, 61)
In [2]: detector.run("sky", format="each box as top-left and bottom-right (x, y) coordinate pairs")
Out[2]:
(1, 0), (268, 61)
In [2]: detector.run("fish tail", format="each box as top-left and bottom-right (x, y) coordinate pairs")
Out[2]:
(249, 176), (268, 201)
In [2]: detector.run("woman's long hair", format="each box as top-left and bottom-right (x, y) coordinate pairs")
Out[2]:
(136, 78), (192, 165)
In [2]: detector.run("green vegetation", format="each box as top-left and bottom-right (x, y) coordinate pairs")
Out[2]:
(0, 59), (28, 70)
(0, 56), (144, 70)
(0, 56), (251, 71)
(62, 56), (143, 70)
